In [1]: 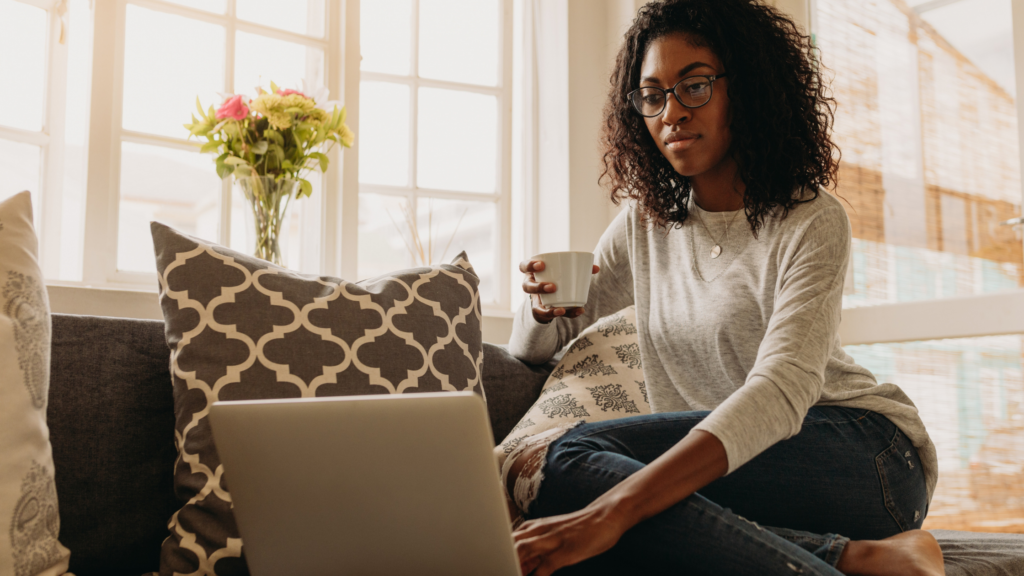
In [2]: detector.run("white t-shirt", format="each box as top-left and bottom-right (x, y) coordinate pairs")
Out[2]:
(509, 190), (938, 501)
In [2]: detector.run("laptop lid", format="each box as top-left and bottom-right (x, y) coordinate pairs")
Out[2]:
(209, 392), (522, 576)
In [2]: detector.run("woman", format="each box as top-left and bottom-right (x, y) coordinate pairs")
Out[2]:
(505, 1), (944, 575)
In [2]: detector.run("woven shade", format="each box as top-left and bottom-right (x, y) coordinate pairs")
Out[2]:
(818, 0), (1024, 531)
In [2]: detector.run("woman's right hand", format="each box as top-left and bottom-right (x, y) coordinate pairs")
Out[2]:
(520, 259), (600, 324)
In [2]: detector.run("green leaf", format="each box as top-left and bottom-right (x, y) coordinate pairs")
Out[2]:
(196, 96), (206, 120)
(270, 80), (280, 94)
(223, 156), (248, 166)
(200, 140), (221, 153)
(270, 144), (285, 162)
(250, 140), (269, 155)
(281, 159), (294, 170)
(233, 165), (253, 178)
(216, 161), (233, 179)
(298, 178), (313, 198)
(310, 151), (329, 172)
(212, 119), (229, 133)
(216, 151), (229, 161)
(208, 105), (216, 120)
(265, 129), (284, 145)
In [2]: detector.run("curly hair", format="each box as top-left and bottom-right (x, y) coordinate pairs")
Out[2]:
(601, 0), (839, 234)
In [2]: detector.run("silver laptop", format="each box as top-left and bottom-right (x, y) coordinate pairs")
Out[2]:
(209, 392), (522, 576)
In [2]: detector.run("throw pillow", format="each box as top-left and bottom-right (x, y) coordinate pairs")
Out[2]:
(0, 191), (71, 576)
(495, 306), (649, 469)
(151, 222), (484, 576)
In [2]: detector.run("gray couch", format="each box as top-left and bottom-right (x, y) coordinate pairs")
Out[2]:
(47, 314), (1024, 576)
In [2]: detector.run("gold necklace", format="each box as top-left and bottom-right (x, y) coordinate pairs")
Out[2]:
(693, 203), (741, 259)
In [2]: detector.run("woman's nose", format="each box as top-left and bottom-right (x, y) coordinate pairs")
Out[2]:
(661, 94), (691, 125)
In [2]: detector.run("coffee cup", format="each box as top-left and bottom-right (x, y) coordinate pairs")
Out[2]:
(531, 251), (595, 308)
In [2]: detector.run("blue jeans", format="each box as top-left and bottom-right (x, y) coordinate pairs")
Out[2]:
(525, 407), (929, 575)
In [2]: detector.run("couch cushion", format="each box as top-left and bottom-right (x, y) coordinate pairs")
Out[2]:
(0, 191), (71, 576)
(495, 306), (648, 471)
(932, 529), (1024, 576)
(49, 314), (177, 576)
(151, 222), (485, 576)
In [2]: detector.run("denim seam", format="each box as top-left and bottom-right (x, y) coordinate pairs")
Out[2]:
(797, 409), (873, 427)
(687, 500), (821, 574)
(824, 535), (849, 567)
(875, 427), (907, 532)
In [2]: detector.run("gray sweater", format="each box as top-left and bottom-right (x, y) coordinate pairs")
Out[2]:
(509, 190), (938, 501)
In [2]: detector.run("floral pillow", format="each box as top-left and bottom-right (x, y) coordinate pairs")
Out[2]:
(495, 306), (648, 470)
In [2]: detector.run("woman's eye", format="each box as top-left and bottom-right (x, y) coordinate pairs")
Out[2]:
(686, 82), (709, 94)
(643, 94), (664, 104)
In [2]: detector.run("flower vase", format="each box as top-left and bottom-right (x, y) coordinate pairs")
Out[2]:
(237, 176), (297, 266)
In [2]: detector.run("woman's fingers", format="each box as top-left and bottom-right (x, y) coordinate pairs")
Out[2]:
(519, 259), (546, 274)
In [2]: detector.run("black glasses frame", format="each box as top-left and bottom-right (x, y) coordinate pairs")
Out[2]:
(627, 73), (728, 117)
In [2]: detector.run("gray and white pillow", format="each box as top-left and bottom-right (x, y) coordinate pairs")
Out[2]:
(495, 306), (649, 469)
(151, 222), (484, 576)
(0, 191), (71, 576)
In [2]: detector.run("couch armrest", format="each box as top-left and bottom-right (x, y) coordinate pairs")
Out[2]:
(482, 343), (555, 443)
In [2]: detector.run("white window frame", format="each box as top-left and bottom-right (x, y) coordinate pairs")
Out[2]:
(356, 0), (514, 314)
(2, 0), (68, 279)
(81, 0), (345, 288)
(799, 0), (1024, 346)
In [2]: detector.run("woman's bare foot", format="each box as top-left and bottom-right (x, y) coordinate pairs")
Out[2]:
(836, 530), (945, 576)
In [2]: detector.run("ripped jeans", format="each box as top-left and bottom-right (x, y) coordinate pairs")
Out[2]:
(524, 407), (929, 576)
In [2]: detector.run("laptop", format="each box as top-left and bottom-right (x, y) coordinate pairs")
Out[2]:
(209, 392), (523, 576)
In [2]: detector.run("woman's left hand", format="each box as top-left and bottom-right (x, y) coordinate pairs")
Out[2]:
(513, 502), (633, 576)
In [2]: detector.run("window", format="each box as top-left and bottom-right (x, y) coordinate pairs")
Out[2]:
(356, 0), (512, 308)
(1, 0), (516, 315)
(815, 0), (1024, 531)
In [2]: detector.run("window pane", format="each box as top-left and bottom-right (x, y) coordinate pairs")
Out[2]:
(359, 81), (410, 186)
(163, 0), (227, 14)
(235, 31), (325, 96)
(59, 0), (94, 282)
(417, 88), (496, 193)
(416, 197), (497, 303)
(122, 5), (225, 139)
(419, 0), (499, 86)
(817, 0), (1024, 308)
(0, 1), (47, 131)
(0, 139), (41, 208)
(847, 335), (1024, 532)
(118, 142), (221, 273)
(360, 0), (412, 75)
(236, 0), (325, 37)
(357, 192), (414, 281)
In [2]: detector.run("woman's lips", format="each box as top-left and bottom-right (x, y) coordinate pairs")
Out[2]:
(664, 132), (699, 151)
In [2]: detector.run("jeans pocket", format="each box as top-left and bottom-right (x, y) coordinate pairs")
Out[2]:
(875, 427), (928, 531)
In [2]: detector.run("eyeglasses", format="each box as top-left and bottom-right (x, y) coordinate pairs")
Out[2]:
(627, 74), (728, 117)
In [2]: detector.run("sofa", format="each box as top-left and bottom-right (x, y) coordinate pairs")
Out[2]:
(47, 313), (1024, 576)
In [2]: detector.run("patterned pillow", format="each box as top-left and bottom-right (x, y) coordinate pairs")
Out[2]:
(496, 306), (648, 468)
(151, 222), (483, 576)
(0, 192), (71, 576)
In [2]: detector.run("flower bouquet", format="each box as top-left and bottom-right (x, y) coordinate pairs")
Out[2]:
(184, 82), (354, 265)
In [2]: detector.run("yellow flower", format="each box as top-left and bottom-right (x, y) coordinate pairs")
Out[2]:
(282, 94), (315, 112)
(250, 94), (283, 116)
(337, 123), (355, 147)
(267, 111), (293, 130)
(306, 108), (330, 125)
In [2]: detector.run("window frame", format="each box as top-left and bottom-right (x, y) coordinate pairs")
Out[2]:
(1, 0), (68, 279)
(355, 0), (514, 313)
(81, 0), (340, 287)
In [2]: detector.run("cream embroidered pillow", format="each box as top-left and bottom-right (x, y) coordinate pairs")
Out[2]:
(496, 306), (649, 468)
(0, 192), (71, 576)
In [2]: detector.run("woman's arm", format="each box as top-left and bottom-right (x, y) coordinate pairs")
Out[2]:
(514, 430), (728, 576)
(508, 208), (636, 365)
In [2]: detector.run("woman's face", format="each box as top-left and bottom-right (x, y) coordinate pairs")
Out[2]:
(639, 33), (733, 179)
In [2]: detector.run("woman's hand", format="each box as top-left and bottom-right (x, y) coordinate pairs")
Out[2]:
(513, 503), (631, 576)
(520, 259), (601, 324)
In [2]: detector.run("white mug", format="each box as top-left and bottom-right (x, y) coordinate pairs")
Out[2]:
(531, 251), (595, 308)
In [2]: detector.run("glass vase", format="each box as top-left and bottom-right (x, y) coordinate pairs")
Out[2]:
(237, 176), (297, 266)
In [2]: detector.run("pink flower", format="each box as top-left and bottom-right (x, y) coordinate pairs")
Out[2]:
(276, 89), (307, 98)
(216, 95), (249, 120)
